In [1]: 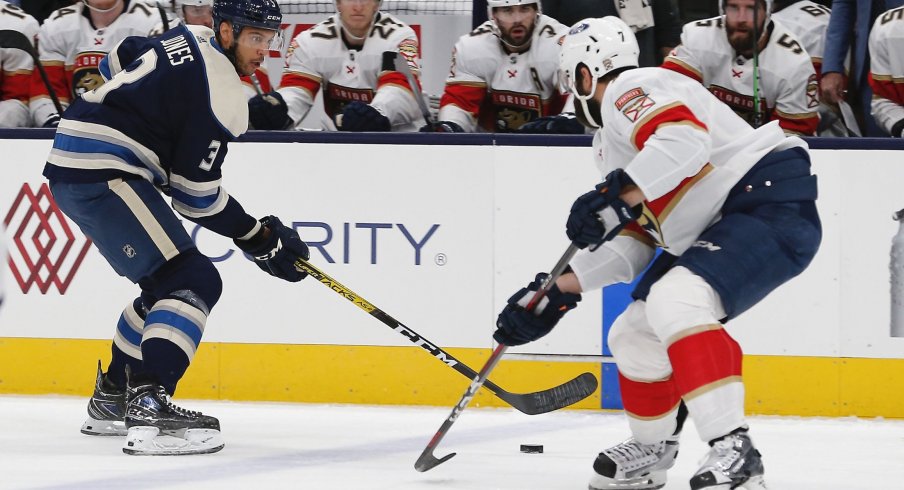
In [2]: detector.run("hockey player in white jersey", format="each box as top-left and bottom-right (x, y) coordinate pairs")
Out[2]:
(868, 5), (904, 137)
(494, 17), (820, 489)
(663, 0), (819, 135)
(424, 0), (580, 133)
(247, 0), (422, 131)
(29, 0), (165, 128)
(772, 0), (854, 136)
(0, 1), (39, 127)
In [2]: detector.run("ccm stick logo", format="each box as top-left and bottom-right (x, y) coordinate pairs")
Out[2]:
(298, 260), (459, 368)
(4, 183), (92, 294)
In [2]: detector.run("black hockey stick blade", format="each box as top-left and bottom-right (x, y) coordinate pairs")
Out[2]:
(415, 449), (456, 473)
(294, 257), (599, 415)
(497, 371), (598, 415)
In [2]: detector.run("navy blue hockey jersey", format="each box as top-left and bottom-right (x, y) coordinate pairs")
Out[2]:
(43, 24), (258, 239)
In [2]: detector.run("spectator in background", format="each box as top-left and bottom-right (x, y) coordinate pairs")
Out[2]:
(773, 0), (856, 136)
(0, 0), (39, 127)
(821, 0), (904, 136)
(543, 0), (682, 67)
(868, 5), (904, 138)
(663, 0), (819, 135)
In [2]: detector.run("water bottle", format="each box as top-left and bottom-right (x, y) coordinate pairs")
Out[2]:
(891, 209), (904, 337)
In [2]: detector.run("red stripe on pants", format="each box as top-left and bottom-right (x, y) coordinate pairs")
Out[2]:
(667, 327), (742, 396)
(618, 371), (681, 418)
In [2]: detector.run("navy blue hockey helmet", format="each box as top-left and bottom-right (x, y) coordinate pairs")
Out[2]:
(213, 0), (282, 35)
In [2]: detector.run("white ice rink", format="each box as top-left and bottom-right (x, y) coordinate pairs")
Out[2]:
(1, 395), (902, 489)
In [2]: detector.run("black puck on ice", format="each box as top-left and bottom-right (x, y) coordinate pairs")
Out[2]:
(520, 444), (544, 454)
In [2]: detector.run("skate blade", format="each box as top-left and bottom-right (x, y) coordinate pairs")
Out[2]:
(81, 418), (127, 436)
(588, 471), (666, 490)
(123, 426), (224, 455)
(738, 476), (767, 490)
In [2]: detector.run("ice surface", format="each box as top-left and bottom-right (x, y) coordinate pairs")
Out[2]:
(1, 395), (902, 489)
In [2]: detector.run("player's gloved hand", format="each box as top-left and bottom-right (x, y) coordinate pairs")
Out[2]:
(248, 91), (293, 130)
(338, 101), (391, 131)
(566, 169), (641, 250)
(234, 215), (310, 282)
(494, 272), (582, 346)
(42, 114), (60, 128)
(419, 120), (465, 133)
(517, 113), (584, 134)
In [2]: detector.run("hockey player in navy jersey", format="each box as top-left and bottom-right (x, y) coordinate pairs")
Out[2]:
(43, 0), (308, 455)
(493, 17), (821, 489)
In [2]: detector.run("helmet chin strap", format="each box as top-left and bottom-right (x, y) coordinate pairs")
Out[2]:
(575, 80), (602, 129)
(82, 0), (123, 13)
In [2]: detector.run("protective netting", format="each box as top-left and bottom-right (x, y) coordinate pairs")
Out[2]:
(277, 0), (473, 15)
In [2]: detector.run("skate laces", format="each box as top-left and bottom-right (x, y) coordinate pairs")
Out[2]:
(607, 438), (662, 463)
(155, 386), (201, 418)
(701, 435), (744, 471)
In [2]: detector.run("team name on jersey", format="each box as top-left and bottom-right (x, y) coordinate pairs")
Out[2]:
(491, 91), (540, 110)
(161, 35), (194, 66)
(709, 85), (763, 111)
(328, 84), (374, 103)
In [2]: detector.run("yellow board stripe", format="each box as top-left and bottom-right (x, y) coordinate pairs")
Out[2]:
(1, 338), (903, 418)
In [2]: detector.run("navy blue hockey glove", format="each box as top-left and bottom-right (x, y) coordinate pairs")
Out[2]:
(566, 169), (642, 250)
(338, 101), (391, 132)
(517, 113), (585, 134)
(248, 91), (293, 130)
(419, 120), (465, 133)
(235, 216), (309, 282)
(494, 273), (582, 346)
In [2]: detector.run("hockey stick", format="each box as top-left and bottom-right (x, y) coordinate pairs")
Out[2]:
(383, 50), (434, 126)
(414, 243), (580, 472)
(0, 30), (63, 115)
(751, 7), (763, 128)
(293, 256), (598, 416)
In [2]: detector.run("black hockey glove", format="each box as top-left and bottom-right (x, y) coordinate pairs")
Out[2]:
(517, 113), (585, 134)
(248, 91), (293, 130)
(566, 169), (642, 250)
(234, 215), (309, 282)
(338, 101), (391, 131)
(42, 113), (60, 128)
(419, 120), (465, 133)
(494, 273), (582, 346)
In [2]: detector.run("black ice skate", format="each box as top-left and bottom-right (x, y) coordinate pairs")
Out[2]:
(690, 430), (767, 490)
(122, 376), (224, 455)
(80, 361), (127, 436)
(588, 436), (679, 490)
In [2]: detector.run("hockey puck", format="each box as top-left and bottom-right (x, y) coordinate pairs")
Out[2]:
(520, 444), (544, 454)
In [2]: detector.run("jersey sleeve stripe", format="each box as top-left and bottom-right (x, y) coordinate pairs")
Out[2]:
(279, 71), (321, 97)
(661, 58), (703, 83)
(2, 72), (32, 101)
(377, 71), (415, 93)
(171, 188), (229, 218)
(631, 102), (708, 150)
(48, 134), (164, 183)
(869, 73), (904, 104)
(56, 120), (164, 176)
(439, 83), (487, 116)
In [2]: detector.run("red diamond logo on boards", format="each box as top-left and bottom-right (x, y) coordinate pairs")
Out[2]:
(4, 183), (92, 294)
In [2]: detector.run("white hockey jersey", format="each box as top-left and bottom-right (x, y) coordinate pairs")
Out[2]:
(29, 0), (163, 126)
(868, 6), (904, 136)
(771, 1), (832, 75)
(662, 16), (819, 135)
(438, 14), (568, 132)
(569, 67), (807, 291)
(277, 12), (422, 131)
(0, 1), (39, 127)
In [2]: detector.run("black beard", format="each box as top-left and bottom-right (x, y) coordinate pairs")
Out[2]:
(574, 97), (603, 128)
(727, 29), (756, 56)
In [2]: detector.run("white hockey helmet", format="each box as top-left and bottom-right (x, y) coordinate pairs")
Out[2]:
(559, 17), (639, 128)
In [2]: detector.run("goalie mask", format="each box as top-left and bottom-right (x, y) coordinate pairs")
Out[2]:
(487, 0), (541, 50)
(559, 17), (639, 128)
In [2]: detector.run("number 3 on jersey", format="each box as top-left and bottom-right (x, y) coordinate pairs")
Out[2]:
(200, 140), (221, 171)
